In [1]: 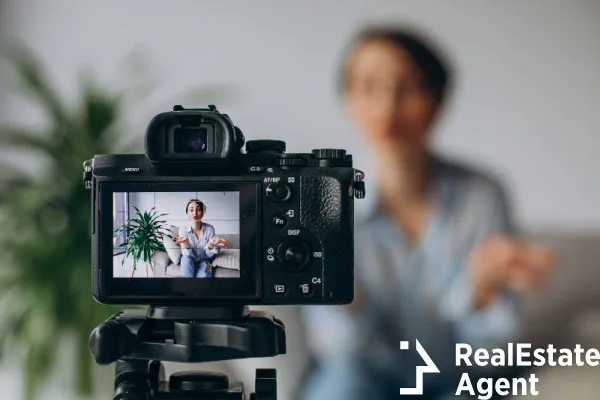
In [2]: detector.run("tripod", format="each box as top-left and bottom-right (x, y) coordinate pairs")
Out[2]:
(89, 305), (286, 399)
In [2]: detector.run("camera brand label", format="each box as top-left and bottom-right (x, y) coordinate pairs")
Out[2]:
(121, 167), (142, 174)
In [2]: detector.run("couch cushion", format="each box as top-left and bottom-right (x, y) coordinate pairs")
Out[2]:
(151, 251), (171, 277)
(212, 249), (240, 271)
(165, 263), (180, 278)
(162, 224), (182, 266)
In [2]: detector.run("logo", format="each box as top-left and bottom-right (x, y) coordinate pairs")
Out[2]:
(399, 340), (440, 395)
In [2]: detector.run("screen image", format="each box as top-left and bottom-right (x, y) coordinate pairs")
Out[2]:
(112, 191), (240, 279)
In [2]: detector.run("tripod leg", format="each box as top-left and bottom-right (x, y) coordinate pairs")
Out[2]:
(254, 369), (277, 400)
(113, 360), (150, 400)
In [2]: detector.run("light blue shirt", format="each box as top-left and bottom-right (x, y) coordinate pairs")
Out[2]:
(301, 155), (522, 397)
(178, 222), (220, 261)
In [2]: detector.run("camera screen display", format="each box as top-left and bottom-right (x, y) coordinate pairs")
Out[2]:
(112, 191), (240, 279)
(173, 127), (208, 153)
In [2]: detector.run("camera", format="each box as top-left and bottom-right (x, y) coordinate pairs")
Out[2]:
(84, 105), (365, 306)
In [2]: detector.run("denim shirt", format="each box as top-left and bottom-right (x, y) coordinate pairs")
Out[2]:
(302, 155), (522, 393)
(178, 222), (220, 261)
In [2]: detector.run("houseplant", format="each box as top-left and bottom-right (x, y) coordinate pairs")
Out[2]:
(0, 45), (129, 400)
(0, 44), (234, 399)
(114, 206), (171, 278)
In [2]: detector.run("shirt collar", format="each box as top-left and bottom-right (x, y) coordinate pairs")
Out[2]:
(185, 222), (204, 233)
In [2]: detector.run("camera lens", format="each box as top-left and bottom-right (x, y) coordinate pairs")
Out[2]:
(173, 127), (208, 153)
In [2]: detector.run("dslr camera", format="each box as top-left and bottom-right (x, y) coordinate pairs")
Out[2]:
(85, 105), (365, 306)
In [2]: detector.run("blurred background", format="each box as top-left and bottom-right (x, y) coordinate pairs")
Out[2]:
(0, 0), (599, 399)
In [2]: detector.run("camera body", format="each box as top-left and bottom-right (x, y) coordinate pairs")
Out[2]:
(86, 105), (364, 306)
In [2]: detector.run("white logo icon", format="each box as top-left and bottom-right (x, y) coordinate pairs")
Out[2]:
(267, 247), (274, 255)
(286, 210), (295, 217)
(288, 177), (295, 183)
(267, 255), (274, 262)
(399, 340), (440, 395)
(267, 168), (274, 173)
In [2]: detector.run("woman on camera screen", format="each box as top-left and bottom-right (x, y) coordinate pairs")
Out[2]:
(172, 199), (228, 278)
(300, 25), (557, 399)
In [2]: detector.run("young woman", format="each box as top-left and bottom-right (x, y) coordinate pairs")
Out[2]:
(300, 25), (556, 399)
(172, 199), (228, 278)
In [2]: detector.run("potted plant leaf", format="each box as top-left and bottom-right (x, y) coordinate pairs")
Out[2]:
(114, 206), (170, 278)
(0, 43), (235, 399)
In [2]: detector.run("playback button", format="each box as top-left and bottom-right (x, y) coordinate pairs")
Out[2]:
(273, 284), (287, 295)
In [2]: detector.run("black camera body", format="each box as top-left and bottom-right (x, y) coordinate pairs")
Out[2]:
(86, 105), (364, 306)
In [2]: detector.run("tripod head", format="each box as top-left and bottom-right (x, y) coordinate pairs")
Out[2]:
(90, 305), (285, 399)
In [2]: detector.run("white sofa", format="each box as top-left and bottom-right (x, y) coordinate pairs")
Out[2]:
(151, 225), (241, 278)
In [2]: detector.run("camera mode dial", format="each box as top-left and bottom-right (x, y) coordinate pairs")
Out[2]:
(276, 157), (307, 167)
(276, 238), (312, 272)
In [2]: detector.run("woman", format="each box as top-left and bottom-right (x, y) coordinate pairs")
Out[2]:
(300, 25), (556, 399)
(172, 199), (228, 278)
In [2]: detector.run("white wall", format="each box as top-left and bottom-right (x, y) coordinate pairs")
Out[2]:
(1, 1), (599, 399)
(127, 191), (240, 234)
(1, 0), (599, 233)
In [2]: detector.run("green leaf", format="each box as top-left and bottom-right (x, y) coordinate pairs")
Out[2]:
(0, 42), (233, 399)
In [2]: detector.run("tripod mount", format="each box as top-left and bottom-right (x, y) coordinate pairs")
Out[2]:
(89, 305), (286, 399)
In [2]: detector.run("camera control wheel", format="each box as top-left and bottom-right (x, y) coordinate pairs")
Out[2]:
(265, 183), (292, 202)
(275, 238), (311, 272)
(311, 148), (346, 159)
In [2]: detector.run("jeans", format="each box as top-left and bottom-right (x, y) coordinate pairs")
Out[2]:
(180, 255), (213, 278)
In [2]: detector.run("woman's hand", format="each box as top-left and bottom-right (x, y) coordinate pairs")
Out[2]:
(172, 236), (190, 249)
(208, 236), (228, 250)
(468, 235), (557, 309)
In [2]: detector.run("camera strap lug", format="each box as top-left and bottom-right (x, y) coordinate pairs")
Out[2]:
(83, 160), (93, 190)
(353, 169), (366, 199)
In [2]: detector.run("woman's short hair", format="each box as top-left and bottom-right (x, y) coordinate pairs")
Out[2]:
(185, 199), (206, 213)
(338, 24), (453, 105)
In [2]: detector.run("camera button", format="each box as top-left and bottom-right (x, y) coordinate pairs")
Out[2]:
(273, 284), (287, 295)
(299, 283), (314, 296)
(247, 166), (266, 173)
(265, 183), (292, 202)
(272, 214), (287, 228)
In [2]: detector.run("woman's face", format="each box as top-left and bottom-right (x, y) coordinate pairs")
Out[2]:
(343, 39), (439, 157)
(186, 202), (204, 222)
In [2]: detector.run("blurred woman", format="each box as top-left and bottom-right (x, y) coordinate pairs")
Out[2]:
(300, 25), (556, 399)
(173, 199), (228, 278)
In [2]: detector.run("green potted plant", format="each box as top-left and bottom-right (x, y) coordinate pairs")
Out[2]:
(114, 206), (170, 278)
(0, 44), (234, 399)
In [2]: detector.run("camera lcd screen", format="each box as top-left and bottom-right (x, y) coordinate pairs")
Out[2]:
(99, 182), (260, 303)
(113, 191), (240, 279)
(173, 127), (208, 153)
